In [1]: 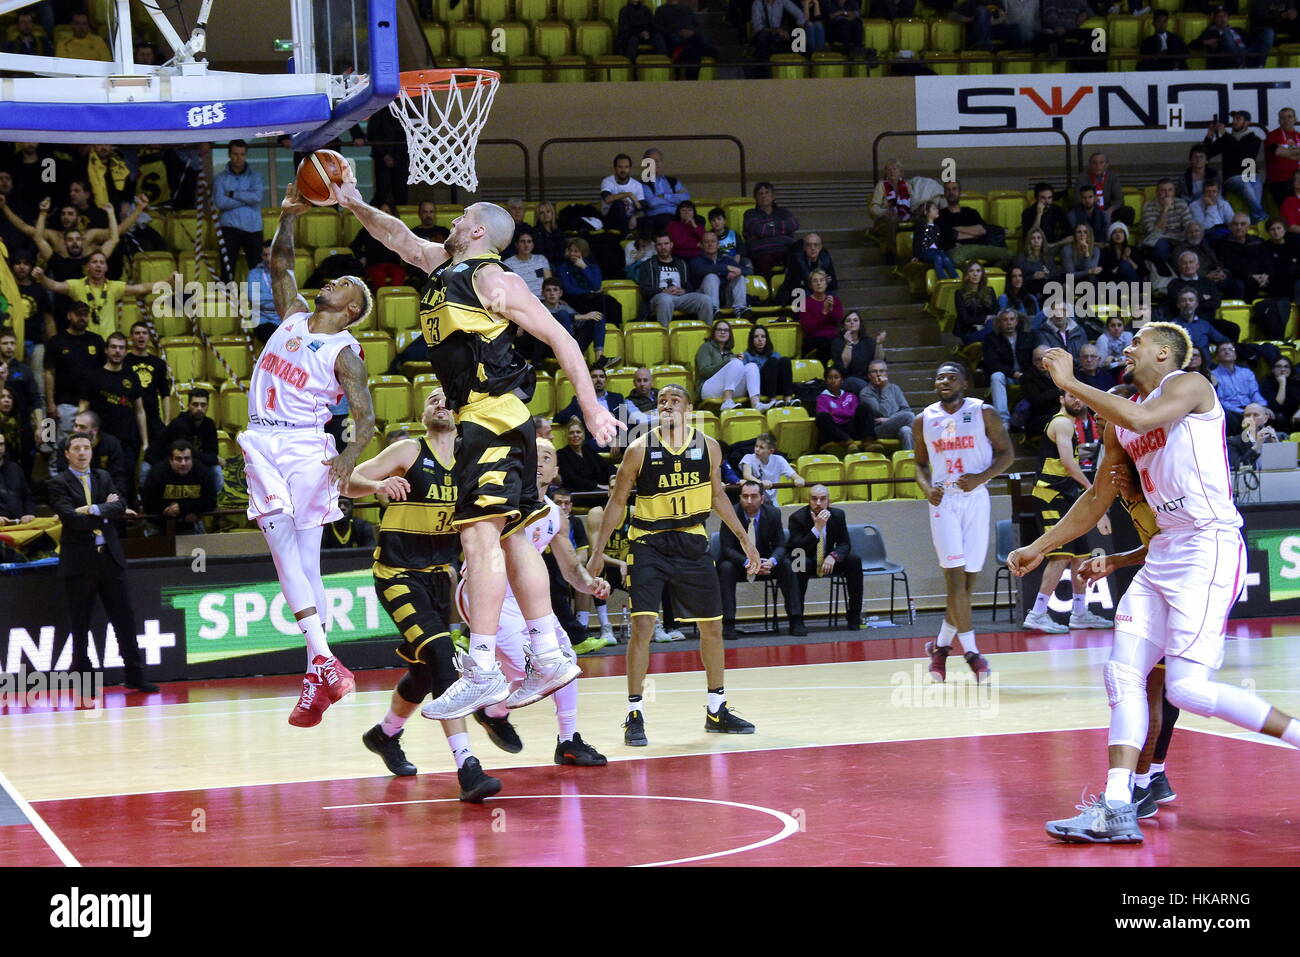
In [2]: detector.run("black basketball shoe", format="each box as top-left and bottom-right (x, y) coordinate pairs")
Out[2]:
(623, 709), (648, 747)
(457, 757), (502, 803)
(705, 703), (755, 734)
(474, 708), (523, 754)
(555, 733), (608, 766)
(362, 724), (417, 776)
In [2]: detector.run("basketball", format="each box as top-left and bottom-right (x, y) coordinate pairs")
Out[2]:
(295, 149), (349, 205)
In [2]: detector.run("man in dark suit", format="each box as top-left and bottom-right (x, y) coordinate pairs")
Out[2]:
(717, 480), (805, 640)
(1138, 10), (1189, 70)
(49, 432), (158, 694)
(555, 364), (635, 452)
(785, 484), (864, 629)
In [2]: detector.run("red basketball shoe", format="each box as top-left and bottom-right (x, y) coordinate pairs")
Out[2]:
(314, 655), (355, 703)
(924, 640), (950, 682)
(288, 672), (332, 727)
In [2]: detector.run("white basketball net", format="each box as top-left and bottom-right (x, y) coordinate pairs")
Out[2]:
(389, 71), (500, 191)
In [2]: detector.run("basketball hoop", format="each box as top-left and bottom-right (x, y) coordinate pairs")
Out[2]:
(390, 68), (501, 191)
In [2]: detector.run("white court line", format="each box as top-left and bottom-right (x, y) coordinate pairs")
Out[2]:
(0, 768), (80, 867)
(31, 724), (1110, 804)
(319, 793), (801, 867)
(1181, 726), (1299, 750)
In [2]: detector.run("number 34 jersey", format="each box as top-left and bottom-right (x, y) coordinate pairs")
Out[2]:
(247, 312), (361, 429)
(921, 397), (993, 493)
(375, 438), (461, 573)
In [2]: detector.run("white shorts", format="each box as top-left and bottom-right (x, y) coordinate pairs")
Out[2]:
(238, 428), (342, 530)
(928, 485), (990, 572)
(1113, 526), (1245, 671)
(453, 579), (571, 683)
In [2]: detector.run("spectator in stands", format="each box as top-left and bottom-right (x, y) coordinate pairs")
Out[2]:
(1064, 184), (1110, 254)
(1175, 221), (1230, 289)
(641, 149), (692, 232)
(1228, 403), (1287, 468)
(801, 0), (828, 50)
(1096, 315), (1134, 373)
(366, 103), (408, 207)
(503, 232), (551, 300)
(624, 228), (657, 281)
(1261, 356), (1300, 427)
(1205, 110), (1267, 223)
(998, 264), (1039, 318)
(322, 496), (377, 549)
(743, 181), (800, 278)
(741, 433), (804, 503)
(557, 365), (636, 447)
(1138, 177), (1193, 270)
(955, 0), (1023, 50)
(34, 253), (151, 341)
(829, 311), (885, 395)
(697, 318), (771, 411)
(982, 309), (1033, 428)
(557, 237), (623, 326)
(1281, 169), (1300, 231)
(7, 12), (50, 57)
(1015, 226), (1056, 299)
(1021, 183), (1070, 249)
(618, 0), (667, 60)
(717, 480), (805, 640)
(707, 207), (742, 257)
(1035, 299), (1088, 360)
(778, 232), (837, 306)
(56, 12), (111, 61)
(246, 242), (282, 343)
(1213, 341), (1267, 433)
(938, 181), (1014, 268)
(640, 232), (713, 325)
(600, 153), (647, 234)
(1076, 152), (1132, 228)
(953, 260), (996, 344)
(54, 409), (129, 497)
(1169, 288), (1230, 354)
(1256, 0), (1300, 44)
(796, 268), (842, 362)
(858, 358), (914, 449)
(1019, 345), (1062, 438)
(750, 0), (806, 69)
(529, 200), (566, 265)
(1265, 106), (1300, 207)
(1187, 345), (1214, 383)
(1097, 221), (1140, 284)
(1138, 9), (1190, 70)
(667, 200), (705, 260)
(869, 160), (912, 265)
(825, 0), (866, 54)
(1197, 6), (1274, 68)
(1166, 250), (1224, 324)
(212, 140), (264, 280)
(1261, 214), (1300, 296)
(627, 366), (658, 417)
(146, 389), (222, 491)
(691, 230), (750, 313)
(744, 325), (795, 404)
(0, 328), (38, 451)
(142, 439), (216, 535)
(1213, 212), (1268, 300)
(125, 322), (170, 445)
(537, 277), (606, 366)
(350, 197), (406, 287)
(1060, 223), (1102, 289)
(410, 201), (440, 241)
(655, 0), (717, 77)
(44, 303), (104, 437)
(558, 417), (615, 492)
(786, 484), (864, 628)
(85, 331), (147, 487)
(911, 199), (957, 279)
(0, 179), (36, 259)
(500, 199), (533, 259)
(0, 431), (35, 526)
(1076, 344), (1115, 391)
(815, 366), (874, 451)
(87, 144), (135, 213)
(1188, 179), (1235, 240)
(1178, 144), (1219, 203)
(66, 179), (110, 233)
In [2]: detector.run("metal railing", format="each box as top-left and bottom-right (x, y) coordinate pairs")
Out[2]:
(537, 134), (747, 201)
(873, 126), (1074, 191)
(1075, 121), (1270, 177)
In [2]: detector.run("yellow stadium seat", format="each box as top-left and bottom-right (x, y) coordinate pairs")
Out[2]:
(476, 0), (510, 21)
(722, 198), (753, 235)
(216, 429), (237, 463)
(450, 22), (487, 60)
(846, 456), (892, 502)
(377, 285), (420, 336)
(744, 274), (770, 303)
(636, 54), (673, 81)
(892, 18), (927, 53)
(927, 278), (961, 330)
(368, 376), (412, 426)
(891, 449), (921, 499)
(488, 21), (530, 56)
(597, 0), (624, 22)
(312, 246), (351, 268)
(762, 321), (800, 359)
(516, 0), (551, 24)
(604, 367), (633, 397)
(766, 405), (816, 459)
(811, 51), (848, 78)
(1219, 301), (1250, 341)
(574, 19), (612, 56)
(669, 320), (710, 365)
(999, 51), (1034, 72)
(295, 209), (342, 249)
(650, 363), (692, 396)
(791, 357), (823, 382)
(557, 0), (592, 23)
(1108, 14), (1141, 49)
(550, 54), (589, 82)
(769, 53), (807, 79)
(355, 331), (396, 377)
(960, 192), (989, 220)
(794, 454), (843, 504)
(293, 249), (314, 287)
(555, 372), (577, 414)
(1177, 12), (1208, 38)
(430, 0), (468, 21)
(132, 251), (177, 286)
(168, 211), (210, 252)
(863, 18), (891, 53)
(985, 267), (1006, 298)
(161, 336), (205, 382)
(600, 279), (641, 322)
(624, 323), (669, 367)
(208, 335), (253, 383)
(592, 54), (633, 80)
(928, 19), (963, 53)
(691, 411), (720, 439)
(528, 375), (556, 418)
(987, 192), (1025, 236)
(534, 21), (572, 58)
(959, 50), (994, 74)
(411, 374), (442, 412)
(508, 54), (548, 82)
(721, 408), (765, 446)
(218, 381), (249, 432)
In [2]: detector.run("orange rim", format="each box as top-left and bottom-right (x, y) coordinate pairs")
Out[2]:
(398, 68), (501, 94)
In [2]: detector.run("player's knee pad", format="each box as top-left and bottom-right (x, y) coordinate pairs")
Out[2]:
(397, 664), (434, 705)
(1103, 659), (1146, 710)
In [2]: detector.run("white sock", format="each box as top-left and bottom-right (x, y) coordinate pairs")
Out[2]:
(958, 630), (978, 655)
(1105, 767), (1133, 805)
(525, 617), (560, 655)
(381, 710), (407, 737)
(937, 620), (957, 647)
(556, 684), (579, 742)
(1150, 762), (1166, 775)
(448, 732), (473, 769)
(468, 632), (497, 671)
(707, 688), (726, 713)
(1032, 592), (1050, 615)
(1134, 771), (1151, 789)
(298, 614), (331, 668)
(1072, 593), (1087, 615)
(628, 695), (643, 715)
(596, 605), (610, 628)
(1283, 719), (1300, 748)
(576, 610), (590, 628)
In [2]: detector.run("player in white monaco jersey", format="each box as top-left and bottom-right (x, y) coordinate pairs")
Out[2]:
(1009, 323), (1300, 844)
(913, 361), (1013, 683)
(447, 437), (613, 766)
(239, 182), (377, 728)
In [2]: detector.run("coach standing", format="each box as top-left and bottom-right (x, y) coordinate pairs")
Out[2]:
(213, 139), (265, 280)
(50, 431), (158, 694)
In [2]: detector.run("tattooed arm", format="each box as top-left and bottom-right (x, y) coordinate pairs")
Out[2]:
(271, 183), (311, 320)
(326, 344), (375, 491)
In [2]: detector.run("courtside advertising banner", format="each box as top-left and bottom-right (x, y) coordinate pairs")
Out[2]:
(913, 69), (1300, 148)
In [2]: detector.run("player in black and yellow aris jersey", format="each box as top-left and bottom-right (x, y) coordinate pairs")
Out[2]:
(1077, 387), (1179, 820)
(587, 384), (763, 746)
(343, 387), (500, 803)
(335, 178), (621, 721)
(1023, 390), (1114, 634)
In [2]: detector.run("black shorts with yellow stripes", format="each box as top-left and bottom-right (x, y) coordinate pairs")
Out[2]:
(454, 392), (546, 537)
(629, 532), (722, 622)
(1031, 478), (1090, 559)
(374, 566), (458, 704)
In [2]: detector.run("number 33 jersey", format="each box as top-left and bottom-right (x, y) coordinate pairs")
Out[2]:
(247, 312), (361, 429)
(921, 397), (992, 492)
